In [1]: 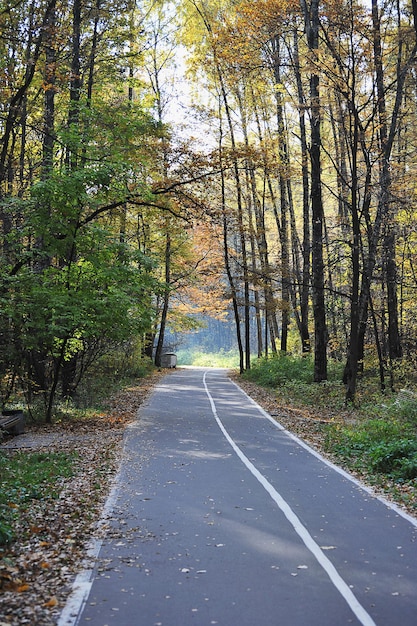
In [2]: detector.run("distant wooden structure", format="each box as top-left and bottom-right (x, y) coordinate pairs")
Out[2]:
(0, 410), (25, 436)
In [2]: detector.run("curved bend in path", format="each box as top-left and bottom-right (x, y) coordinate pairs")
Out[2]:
(59, 367), (417, 626)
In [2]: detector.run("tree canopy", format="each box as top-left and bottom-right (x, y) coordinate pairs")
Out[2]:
(1, 0), (417, 419)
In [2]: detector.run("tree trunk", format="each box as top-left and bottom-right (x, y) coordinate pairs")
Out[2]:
(218, 110), (244, 372)
(0, 1), (56, 187)
(343, 106), (361, 402)
(371, 0), (402, 363)
(66, 0), (82, 169)
(293, 31), (312, 354)
(218, 77), (251, 370)
(154, 231), (171, 368)
(42, 0), (56, 178)
(412, 0), (417, 44)
(300, 0), (327, 380)
(271, 36), (291, 353)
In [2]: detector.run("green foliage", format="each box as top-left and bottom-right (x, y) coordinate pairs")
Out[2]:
(71, 349), (155, 410)
(241, 354), (346, 412)
(0, 164), (159, 413)
(242, 353), (315, 386)
(0, 520), (13, 545)
(325, 419), (417, 482)
(0, 451), (77, 544)
(243, 353), (345, 388)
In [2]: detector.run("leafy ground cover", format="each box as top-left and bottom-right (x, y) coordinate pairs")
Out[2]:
(239, 354), (417, 516)
(0, 370), (165, 626)
(0, 451), (77, 545)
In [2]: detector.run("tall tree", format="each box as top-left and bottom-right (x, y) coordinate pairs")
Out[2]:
(300, 0), (328, 381)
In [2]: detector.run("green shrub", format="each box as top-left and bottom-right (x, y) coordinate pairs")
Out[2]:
(243, 353), (315, 387)
(325, 419), (417, 482)
(368, 439), (417, 475)
(396, 454), (417, 480)
(242, 353), (344, 389)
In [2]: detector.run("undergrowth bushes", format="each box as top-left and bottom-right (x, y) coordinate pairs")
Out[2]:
(325, 420), (417, 481)
(242, 352), (315, 386)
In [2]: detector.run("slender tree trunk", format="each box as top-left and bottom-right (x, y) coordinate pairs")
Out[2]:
(66, 0), (82, 169)
(271, 36), (291, 352)
(343, 106), (361, 402)
(412, 0), (417, 44)
(300, 0), (327, 380)
(371, 0), (402, 363)
(81, 0), (101, 166)
(238, 87), (274, 358)
(24, 3), (58, 406)
(292, 27), (311, 353)
(154, 231), (171, 368)
(218, 107), (244, 372)
(42, 0), (56, 178)
(0, 1), (56, 187)
(252, 102), (279, 352)
(218, 79), (250, 369)
(246, 184), (264, 358)
(193, 5), (251, 369)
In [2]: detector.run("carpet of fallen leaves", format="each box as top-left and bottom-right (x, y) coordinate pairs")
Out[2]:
(0, 370), (166, 626)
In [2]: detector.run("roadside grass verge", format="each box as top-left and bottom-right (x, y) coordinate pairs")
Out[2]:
(0, 452), (77, 545)
(242, 353), (417, 513)
(176, 349), (239, 368)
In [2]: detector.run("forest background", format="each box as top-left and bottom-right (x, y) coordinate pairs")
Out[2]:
(2, 0), (417, 422)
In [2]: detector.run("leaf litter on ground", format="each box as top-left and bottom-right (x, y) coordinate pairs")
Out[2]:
(0, 370), (165, 626)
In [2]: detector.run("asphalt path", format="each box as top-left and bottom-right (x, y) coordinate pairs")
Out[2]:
(59, 367), (417, 626)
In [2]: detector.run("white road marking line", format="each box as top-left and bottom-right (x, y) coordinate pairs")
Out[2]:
(203, 371), (377, 626)
(231, 377), (417, 529)
(57, 426), (135, 626)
